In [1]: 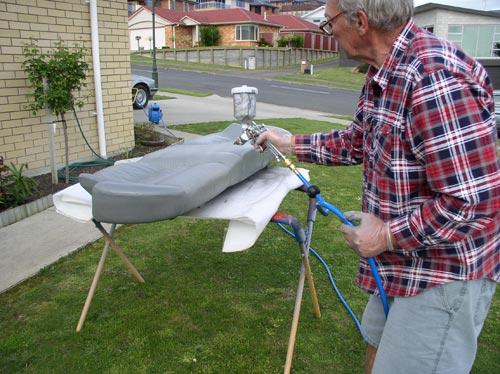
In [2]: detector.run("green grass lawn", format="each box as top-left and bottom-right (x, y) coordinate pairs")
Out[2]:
(1, 119), (498, 374)
(273, 67), (366, 91)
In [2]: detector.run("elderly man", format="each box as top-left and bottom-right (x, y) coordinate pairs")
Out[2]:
(256, 0), (499, 372)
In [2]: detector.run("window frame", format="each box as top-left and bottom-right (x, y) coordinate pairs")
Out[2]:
(235, 24), (259, 41)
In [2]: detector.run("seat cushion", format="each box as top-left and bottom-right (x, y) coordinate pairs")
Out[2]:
(79, 123), (280, 224)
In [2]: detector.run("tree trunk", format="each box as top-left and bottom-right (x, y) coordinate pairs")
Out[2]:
(61, 112), (70, 184)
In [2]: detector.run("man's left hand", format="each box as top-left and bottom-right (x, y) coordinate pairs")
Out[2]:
(339, 211), (388, 258)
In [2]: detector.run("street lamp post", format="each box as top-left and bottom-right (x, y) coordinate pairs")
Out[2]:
(152, 0), (158, 87)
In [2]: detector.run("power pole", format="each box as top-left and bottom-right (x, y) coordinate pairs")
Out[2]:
(152, 0), (158, 88)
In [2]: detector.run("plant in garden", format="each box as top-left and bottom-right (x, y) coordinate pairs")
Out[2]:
(134, 122), (164, 145)
(22, 39), (90, 184)
(0, 157), (38, 209)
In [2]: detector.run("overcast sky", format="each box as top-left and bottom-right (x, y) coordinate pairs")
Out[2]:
(414, 0), (500, 10)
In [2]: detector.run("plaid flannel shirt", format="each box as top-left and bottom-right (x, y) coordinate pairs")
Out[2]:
(294, 20), (500, 297)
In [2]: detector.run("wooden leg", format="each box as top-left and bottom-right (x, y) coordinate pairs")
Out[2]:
(93, 221), (145, 283)
(76, 223), (145, 332)
(284, 267), (306, 374)
(76, 224), (115, 332)
(299, 243), (321, 319)
(365, 344), (377, 374)
(284, 243), (321, 374)
(76, 239), (110, 332)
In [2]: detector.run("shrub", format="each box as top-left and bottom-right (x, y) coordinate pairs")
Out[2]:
(291, 35), (304, 48)
(200, 25), (220, 47)
(277, 35), (291, 47)
(277, 34), (304, 48)
(258, 38), (273, 47)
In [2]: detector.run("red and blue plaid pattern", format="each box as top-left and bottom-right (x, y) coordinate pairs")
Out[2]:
(294, 20), (500, 297)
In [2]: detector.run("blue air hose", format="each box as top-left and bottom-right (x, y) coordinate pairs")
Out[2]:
(316, 198), (390, 318)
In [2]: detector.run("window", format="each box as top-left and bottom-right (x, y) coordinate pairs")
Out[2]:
(197, 0), (226, 10)
(448, 24), (500, 57)
(447, 25), (464, 48)
(423, 25), (434, 33)
(236, 25), (259, 41)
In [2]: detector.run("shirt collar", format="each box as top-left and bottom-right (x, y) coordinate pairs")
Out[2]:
(367, 19), (417, 90)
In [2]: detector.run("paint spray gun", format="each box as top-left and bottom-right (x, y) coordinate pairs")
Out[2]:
(231, 85), (308, 183)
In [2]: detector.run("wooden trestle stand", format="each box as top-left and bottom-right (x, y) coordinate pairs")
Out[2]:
(76, 200), (322, 374)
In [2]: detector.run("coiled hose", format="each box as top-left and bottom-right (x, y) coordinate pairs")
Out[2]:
(56, 107), (115, 183)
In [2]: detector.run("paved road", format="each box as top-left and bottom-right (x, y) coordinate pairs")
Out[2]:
(131, 64), (360, 116)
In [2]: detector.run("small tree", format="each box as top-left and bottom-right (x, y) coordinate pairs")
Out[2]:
(200, 25), (220, 47)
(277, 35), (292, 48)
(22, 39), (90, 183)
(291, 35), (304, 48)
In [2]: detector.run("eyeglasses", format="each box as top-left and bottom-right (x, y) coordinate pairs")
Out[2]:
(319, 11), (345, 35)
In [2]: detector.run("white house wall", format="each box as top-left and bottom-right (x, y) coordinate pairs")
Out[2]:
(129, 9), (169, 50)
(413, 10), (438, 33)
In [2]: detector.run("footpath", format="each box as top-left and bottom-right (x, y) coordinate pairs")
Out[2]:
(0, 92), (350, 293)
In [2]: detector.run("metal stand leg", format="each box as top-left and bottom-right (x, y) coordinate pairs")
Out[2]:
(76, 221), (145, 332)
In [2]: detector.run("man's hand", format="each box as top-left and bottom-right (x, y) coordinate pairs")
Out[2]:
(255, 129), (292, 155)
(339, 211), (390, 258)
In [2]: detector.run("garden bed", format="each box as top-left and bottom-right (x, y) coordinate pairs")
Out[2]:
(0, 134), (183, 227)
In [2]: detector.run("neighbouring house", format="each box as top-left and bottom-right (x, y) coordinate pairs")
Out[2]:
(266, 14), (336, 51)
(268, 0), (325, 17)
(301, 5), (325, 27)
(128, 0), (251, 14)
(413, 3), (500, 87)
(129, 6), (283, 49)
(413, 3), (500, 58)
(249, 0), (279, 17)
(128, 0), (197, 14)
(0, 0), (134, 177)
(195, 0), (252, 11)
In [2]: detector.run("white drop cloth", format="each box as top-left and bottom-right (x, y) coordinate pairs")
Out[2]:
(53, 167), (309, 252)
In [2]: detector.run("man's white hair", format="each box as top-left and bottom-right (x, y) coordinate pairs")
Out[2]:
(336, 0), (413, 29)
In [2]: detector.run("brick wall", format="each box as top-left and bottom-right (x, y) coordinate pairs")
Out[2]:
(0, 0), (134, 177)
(164, 24), (281, 48)
(218, 24), (280, 47)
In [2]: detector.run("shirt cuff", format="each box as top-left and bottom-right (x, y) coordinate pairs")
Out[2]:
(390, 214), (427, 252)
